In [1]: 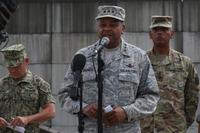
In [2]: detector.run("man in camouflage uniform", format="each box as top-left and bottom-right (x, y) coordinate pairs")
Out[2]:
(58, 5), (159, 133)
(0, 44), (56, 133)
(141, 16), (200, 133)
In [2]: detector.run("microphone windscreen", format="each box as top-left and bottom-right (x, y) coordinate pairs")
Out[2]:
(72, 54), (86, 72)
(1, 0), (17, 12)
(100, 37), (110, 46)
(0, 0), (17, 30)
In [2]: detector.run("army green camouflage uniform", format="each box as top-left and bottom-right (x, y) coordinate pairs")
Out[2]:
(141, 49), (200, 133)
(0, 71), (55, 133)
(59, 38), (159, 133)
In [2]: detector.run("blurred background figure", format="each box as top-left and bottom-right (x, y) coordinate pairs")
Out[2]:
(141, 15), (200, 133)
(0, 44), (55, 133)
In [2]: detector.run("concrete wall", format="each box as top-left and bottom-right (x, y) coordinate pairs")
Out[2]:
(0, 0), (199, 132)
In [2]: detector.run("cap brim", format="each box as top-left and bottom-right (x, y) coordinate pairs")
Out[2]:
(95, 15), (124, 22)
(4, 58), (23, 67)
(150, 24), (172, 29)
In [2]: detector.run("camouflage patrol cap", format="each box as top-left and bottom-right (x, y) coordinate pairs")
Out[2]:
(0, 44), (26, 67)
(150, 15), (172, 29)
(95, 5), (125, 21)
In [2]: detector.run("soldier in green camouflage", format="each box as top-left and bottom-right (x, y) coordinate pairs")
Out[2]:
(0, 44), (56, 133)
(141, 16), (200, 133)
(59, 5), (159, 133)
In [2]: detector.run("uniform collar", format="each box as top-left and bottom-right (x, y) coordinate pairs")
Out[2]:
(147, 48), (177, 65)
(120, 38), (131, 57)
(82, 37), (131, 59)
(4, 70), (33, 85)
(17, 70), (33, 84)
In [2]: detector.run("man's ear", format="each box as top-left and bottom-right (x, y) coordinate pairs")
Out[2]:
(122, 24), (125, 34)
(170, 31), (175, 39)
(123, 24), (125, 31)
(24, 57), (30, 65)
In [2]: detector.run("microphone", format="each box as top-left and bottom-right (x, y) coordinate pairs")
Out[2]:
(94, 37), (110, 54)
(70, 54), (86, 100)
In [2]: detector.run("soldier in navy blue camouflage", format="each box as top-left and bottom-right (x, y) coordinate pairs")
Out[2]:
(0, 44), (56, 133)
(59, 5), (159, 133)
(141, 16), (200, 133)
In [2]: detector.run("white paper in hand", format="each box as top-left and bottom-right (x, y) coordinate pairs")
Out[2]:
(104, 105), (113, 113)
(7, 123), (25, 133)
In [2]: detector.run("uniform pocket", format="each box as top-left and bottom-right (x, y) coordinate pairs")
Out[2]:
(82, 61), (96, 82)
(166, 64), (188, 89)
(82, 71), (97, 102)
(82, 71), (96, 82)
(20, 84), (39, 103)
(0, 90), (10, 101)
(118, 71), (139, 105)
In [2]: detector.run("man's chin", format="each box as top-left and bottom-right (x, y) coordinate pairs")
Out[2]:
(10, 74), (24, 80)
(154, 41), (167, 46)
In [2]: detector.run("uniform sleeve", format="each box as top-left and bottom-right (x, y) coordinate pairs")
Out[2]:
(58, 65), (88, 114)
(184, 62), (200, 127)
(122, 55), (160, 122)
(37, 77), (55, 108)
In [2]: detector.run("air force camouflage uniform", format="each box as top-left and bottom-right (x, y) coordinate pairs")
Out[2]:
(59, 38), (159, 133)
(141, 49), (200, 133)
(0, 44), (55, 133)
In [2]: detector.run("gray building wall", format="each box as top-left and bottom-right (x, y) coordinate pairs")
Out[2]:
(0, 0), (199, 132)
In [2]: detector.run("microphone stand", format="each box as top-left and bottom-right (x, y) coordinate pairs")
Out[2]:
(97, 48), (104, 133)
(78, 73), (84, 133)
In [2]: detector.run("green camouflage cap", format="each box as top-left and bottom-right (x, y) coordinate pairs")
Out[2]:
(95, 5), (125, 22)
(0, 44), (26, 67)
(150, 15), (172, 29)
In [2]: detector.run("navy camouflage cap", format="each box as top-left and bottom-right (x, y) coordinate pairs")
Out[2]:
(150, 15), (172, 29)
(95, 5), (125, 21)
(0, 44), (26, 67)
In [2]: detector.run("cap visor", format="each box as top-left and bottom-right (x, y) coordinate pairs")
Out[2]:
(150, 24), (172, 29)
(95, 15), (124, 21)
(4, 58), (23, 67)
